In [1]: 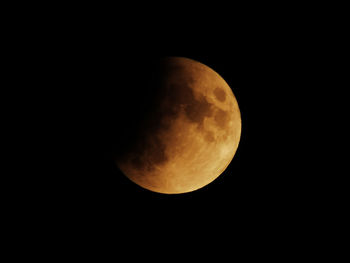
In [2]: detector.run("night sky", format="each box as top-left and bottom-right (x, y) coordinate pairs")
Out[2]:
(7, 4), (337, 258)
(61, 42), (305, 227)
(39, 16), (322, 248)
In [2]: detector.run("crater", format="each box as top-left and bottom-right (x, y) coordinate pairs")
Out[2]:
(213, 87), (226, 102)
(185, 95), (213, 125)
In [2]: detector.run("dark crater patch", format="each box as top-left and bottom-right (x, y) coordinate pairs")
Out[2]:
(184, 95), (213, 124)
(214, 87), (226, 102)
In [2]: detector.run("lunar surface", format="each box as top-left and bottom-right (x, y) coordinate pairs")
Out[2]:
(116, 57), (241, 194)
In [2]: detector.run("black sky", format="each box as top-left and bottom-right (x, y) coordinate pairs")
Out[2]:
(57, 34), (308, 223)
(30, 11), (326, 247)
(4, 3), (341, 258)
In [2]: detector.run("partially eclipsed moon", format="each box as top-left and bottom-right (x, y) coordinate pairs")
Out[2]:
(116, 57), (241, 194)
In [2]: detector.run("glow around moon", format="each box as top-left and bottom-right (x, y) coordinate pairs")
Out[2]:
(116, 57), (241, 194)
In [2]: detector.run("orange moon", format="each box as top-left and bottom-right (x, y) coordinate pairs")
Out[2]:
(116, 57), (241, 194)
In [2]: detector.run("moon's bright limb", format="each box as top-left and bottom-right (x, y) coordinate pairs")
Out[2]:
(116, 57), (241, 194)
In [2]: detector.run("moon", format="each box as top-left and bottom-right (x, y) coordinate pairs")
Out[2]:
(116, 57), (241, 194)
